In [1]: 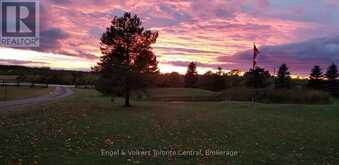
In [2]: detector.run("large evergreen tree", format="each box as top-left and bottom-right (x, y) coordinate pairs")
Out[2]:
(308, 65), (323, 89)
(184, 62), (198, 88)
(275, 64), (291, 89)
(325, 63), (338, 80)
(93, 12), (159, 107)
(325, 63), (339, 96)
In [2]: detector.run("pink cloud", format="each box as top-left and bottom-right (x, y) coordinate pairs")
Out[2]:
(256, 0), (270, 9)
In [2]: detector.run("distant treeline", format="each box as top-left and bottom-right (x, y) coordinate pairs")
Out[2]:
(0, 64), (311, 90)
(153, 69), (306, 90)
(0, 65), (96, 86)
(152, 62), (338, 99)
(1, 63), (338, 98)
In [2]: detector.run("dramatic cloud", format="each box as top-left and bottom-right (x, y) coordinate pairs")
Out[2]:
(36, 28), (69, 51)
(0, 0), (339, 74)
(219, 35), (339, 75)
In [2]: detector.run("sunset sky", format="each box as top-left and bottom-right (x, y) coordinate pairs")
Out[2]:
(1, 0), (339, 75)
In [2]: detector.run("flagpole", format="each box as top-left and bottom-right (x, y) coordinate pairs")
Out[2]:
(253, 43), (255, 70)
(252, 43), (256, 105)
(273, 65), (276, 89)
(252, 42), (260, 106)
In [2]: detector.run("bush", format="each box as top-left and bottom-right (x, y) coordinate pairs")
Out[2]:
(219, 87), (330, 104)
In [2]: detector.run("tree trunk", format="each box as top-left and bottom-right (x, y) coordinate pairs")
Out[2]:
(124, 90), (131, 107)
(124, 75), (132, 107)
(124, 80), (131, 107)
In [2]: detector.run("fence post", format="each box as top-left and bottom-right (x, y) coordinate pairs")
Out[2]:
(2, 80), (7, 101)
(1, 80), (2, 101)
(4, 81), (7, 101)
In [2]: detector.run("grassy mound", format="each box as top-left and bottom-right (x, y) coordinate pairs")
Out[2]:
(139, 88), (220, 101)
(134, 87), (330, 104)
(219, 87), (331, 104)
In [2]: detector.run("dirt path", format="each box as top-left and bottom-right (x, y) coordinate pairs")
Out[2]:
(0, 87), (73, 110)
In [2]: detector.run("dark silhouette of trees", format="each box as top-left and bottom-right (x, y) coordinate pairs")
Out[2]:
(325, 63), (339, 96)
(197, 69), (243, 90)
(275, 64), (291, 89)
(93, 12), (159, 107)
(184, 62), (198, 88)
(244, 67), (271, 88)
(225, 69), (243, 88)
(325, 64), (338, 80)
(40, 67), (51, 87)
(157, 72), (183, 88)
(308, 65), (323, 89)
(0, 65), (93, 86)
(167, 72), (182, 87)
(197, 71), (214, 90)
(228, 69), (241, 77)
(213, 67), (226, 91)
(72, 72), (81, 87)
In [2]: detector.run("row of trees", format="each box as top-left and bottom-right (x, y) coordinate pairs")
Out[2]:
(184, 63), (241, 91)
(268, 63), (338, 96)
(0, 65), (96, 86)
(309, 64), (339, 96)
(183, 62), (339, 96)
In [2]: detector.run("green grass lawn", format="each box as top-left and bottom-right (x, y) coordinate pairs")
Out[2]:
(141, 88), (220, 101)
(0, 86), (52, 101)
(145, 88), (218, 98)
(0, 89), (338, 164)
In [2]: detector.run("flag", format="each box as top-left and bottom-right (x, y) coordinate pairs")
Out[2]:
(253, 43), (260, 69)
